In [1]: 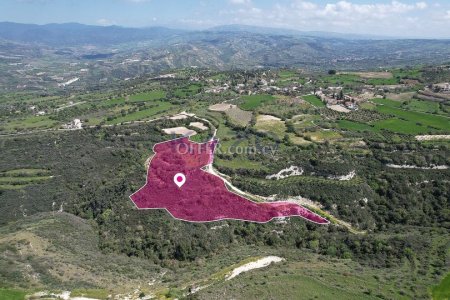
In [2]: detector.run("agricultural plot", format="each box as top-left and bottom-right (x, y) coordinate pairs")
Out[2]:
(128, 90), (166, 102)
(105, 101), (173, 124)
(372, 98), (403, 108)
(254, 115), (286, 139)
(276, 70), (306, 87)
(225, 106), (252, 127)
(371, 98), (449, 134)
(372, 118), (433, 135)
(404, 99), (442, 114)
(239, 94), (274, 111)
(215, 157), (267, 170)
(97, 97), (126, 108)
(174, 84), (202, 97)
(366, 77), (400, 85)
(342, 71), (393, 79)
(258, 96), (311, 119)
(338, 120), (378, 132)
(359, 102), (376, 110)
(303, 130), (342, 142)
(0, 116), (60, 133)
(375, 105), (448, 131)
(302, 95), (325, 107)
(287, 133), (312, 145)
(319, 74), (362, 85)
(292, 114), (321, 130)
(208, 102), (252, 127)
(0, 169), (52, 190)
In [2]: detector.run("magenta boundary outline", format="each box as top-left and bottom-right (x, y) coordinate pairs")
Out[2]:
(129, 136), (330, 225)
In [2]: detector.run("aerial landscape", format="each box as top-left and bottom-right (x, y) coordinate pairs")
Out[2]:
(0, 0), (449, 299)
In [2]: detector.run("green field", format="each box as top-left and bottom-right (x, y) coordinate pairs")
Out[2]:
(292, 114), (321, 129)
(239, 94), (274, 110)
(254, 117), (286, 138)
(0, 169), (52, 190)
(279, 70), (298, 78)
(372, 118), (431, 135)
(367, 77), (399, 85)
(338, 120), (377, 132)
(215, 157), (267, 170)
(304, 130), (342, 142)
(302, 95), (325, 107)
(0, 288), (27, 300)
(375, 105), (448, 131)
(0, 116), (59, 133)
(360, 102), (376, 110)
(128, 90), (166, 102)
(371, 98), (449, 134)
(105, 101), (172, 124)
(432, 272), (450, 300)
(405, 99), (441, 114)
(372, 98), (403, 108)
(98, 97), (126, 107)
(174, 84), (202, 97)
(320, 74), (362, 85)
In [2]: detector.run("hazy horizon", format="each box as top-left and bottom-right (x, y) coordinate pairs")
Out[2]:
(1, 0), (450, 39)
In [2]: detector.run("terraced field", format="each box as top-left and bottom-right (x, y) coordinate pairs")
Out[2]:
(0, 169), (52, 190)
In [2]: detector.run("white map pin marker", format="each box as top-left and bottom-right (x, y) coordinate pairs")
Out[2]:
(174, 173), (186, 188)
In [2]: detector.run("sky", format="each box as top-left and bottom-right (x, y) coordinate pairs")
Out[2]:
(1, 0), (450, 38)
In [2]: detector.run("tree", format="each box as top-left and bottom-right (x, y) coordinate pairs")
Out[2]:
(328, 69), (337, 75)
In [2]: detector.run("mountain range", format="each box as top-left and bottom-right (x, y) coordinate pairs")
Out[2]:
(1, 22), (450, 71)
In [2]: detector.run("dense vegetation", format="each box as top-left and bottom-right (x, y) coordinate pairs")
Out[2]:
(0, 66), (449, 299)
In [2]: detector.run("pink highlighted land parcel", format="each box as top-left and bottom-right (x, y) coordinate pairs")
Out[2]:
(130, 138), (329, 224)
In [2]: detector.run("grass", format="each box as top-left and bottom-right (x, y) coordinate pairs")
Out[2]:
(1, 116), (59, 132)
(1, 168), (49, 176)
(239, 94), (274, 110)
(215, 158), (267, 170)
(225, 107), (252, 127)
(372, 98), (403, 108)
(71, 289), (109, 299)
(128, 90), (166, 102)
(372, 118), (430, 135)
(360, 102), (376, 110)
(258, 96), (312, 118)
(432, 272), (450, 300)
(292, 114), (321, 129)
(0, 288), (27, 300)
(375, 105), (449, 131)
(279, 70), (298, 78)
(405, 99), (441, 114)
(372, 98), (449, 134)
(98, 97), (126, 107)
(367, 78), (399, 85)
(302, 95), (325, 107)
(0, 213), (162, 296)
(338, 120), (377, 132)
(105, 101), (172, 124)
(0, 176), (52, 184)
(0, 169), (52, 190)
(174, 84), (202, 97)
(195, 252), (403, 300)
(254, 117), (286, 139)
(304, 130), (342, 142)
(189, 131), (211, 143)
(320, 74), (362, 85)
(287, 133), (312, 145)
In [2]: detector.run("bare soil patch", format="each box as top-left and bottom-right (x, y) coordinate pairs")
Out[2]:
(162, 127), (197, 136)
